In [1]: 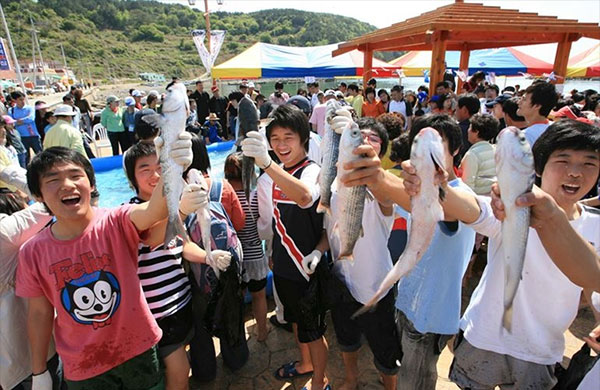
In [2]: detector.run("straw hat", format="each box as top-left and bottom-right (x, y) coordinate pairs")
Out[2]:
(206, 113), (219, 121)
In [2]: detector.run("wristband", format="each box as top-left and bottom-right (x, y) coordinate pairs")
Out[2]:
(262, 159), (272, 170)
(33, 368), (48, 376)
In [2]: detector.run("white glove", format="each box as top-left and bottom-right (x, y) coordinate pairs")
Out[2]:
(331, 109), (353, 134)
(179, 183), (208, 216)
(301, 250), (321, 275)
(32, 369), (52, 390)
(154, 132), (193, 168)
(241, 131), (271, 169)
(210, 249), (232, 271)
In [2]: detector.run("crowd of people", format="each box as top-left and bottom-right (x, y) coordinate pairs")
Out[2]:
(0, 72), (599, 390)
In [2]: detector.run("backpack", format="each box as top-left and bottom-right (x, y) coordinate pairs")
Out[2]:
(185, 179), (245, 345)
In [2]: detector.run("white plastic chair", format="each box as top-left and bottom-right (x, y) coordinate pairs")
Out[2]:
(92, 124), (111, 156)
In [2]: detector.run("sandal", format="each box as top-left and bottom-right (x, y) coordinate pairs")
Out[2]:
(273, 360), (313, 380)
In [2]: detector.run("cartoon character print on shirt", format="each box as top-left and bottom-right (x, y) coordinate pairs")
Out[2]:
(61, 270), (121, 330)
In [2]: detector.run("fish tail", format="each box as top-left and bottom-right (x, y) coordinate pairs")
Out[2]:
(316, 200), (330, 215)
(502, 305), (514, 333)
(351, 297), (378, 319)
(164, 215), (188, 248)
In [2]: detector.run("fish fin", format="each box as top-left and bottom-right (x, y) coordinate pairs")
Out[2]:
(141, 114), (165, 128)
(438, 186), (446, 202)
(502, 306), (513, 333)
(360, 226), (364, 238)
(351, 297), (378, 319)
(164, 216), (188, 249)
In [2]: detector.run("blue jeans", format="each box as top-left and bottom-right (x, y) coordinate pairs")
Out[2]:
(17, 152), (27, 169)
(20, 136), (42, 164)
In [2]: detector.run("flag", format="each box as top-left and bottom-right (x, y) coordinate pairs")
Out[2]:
(423, 69), (429, 83)
(191, 29), (226, 73)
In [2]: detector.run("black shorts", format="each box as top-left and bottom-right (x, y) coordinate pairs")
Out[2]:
(156, 301), (194, 358)
(273, 274), (326, 343)
(242, 277), (267, 293)
(330, 283), (402, 375)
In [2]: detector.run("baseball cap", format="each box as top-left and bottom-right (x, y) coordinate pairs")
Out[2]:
(131, 90), (142, 97)
(324, 90), (336, 98)
(485, 93), (512, 108)
(286, 95), (312, 115)
(124, 96), (135, 107)
(106, 95), (119, 104)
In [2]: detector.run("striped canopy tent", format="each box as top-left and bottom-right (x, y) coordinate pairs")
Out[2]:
(567, 42), (600, 77)
(391, 47), (553, 77)
(212, 42), (400, 79)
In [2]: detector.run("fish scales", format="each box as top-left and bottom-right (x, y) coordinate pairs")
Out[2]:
(317, 100), (342, 214)
(142, 82), (189, 248)
(238, 96), (259, 202)
(495, 126), (534, 332)
(353, 127), (446, 317)
(336, 121), (367, 260)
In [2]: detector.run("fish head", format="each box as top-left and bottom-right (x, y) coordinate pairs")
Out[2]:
(411, 127), (446, 173)
(340, 121), (364, 151)
(238, 96), (259, 137)
(186, 168), (209, 191)
(161, 83), (190, 115)
(495, 127), (535, 175)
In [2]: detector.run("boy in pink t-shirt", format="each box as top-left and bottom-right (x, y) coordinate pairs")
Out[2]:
(15, 137), (194, 389)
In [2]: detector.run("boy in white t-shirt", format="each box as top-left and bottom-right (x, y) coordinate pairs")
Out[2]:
(402, 119), (600, 389)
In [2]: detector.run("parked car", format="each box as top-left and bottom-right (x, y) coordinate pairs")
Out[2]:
(32, 86), (51, 95)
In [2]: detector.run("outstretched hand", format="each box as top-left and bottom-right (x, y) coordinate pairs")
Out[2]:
(490, 184), (564, 228)
(339, 144), (385, 188)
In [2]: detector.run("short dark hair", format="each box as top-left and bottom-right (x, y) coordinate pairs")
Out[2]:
(255, 94), (265, 102)
(485, 84), (499, 95)
(266, 104), (310, 152)
(0, 189), (27, 215)
(469, 113), (500, 141)
(184, 133), (211, 177)
(123, 141), (156, 193)
(502, 97), (526, 122)
(375, 112), (404, 139)
(409, 114), (463, 158)
(364, 87), (375, 98)
(348, 84), (359, 93)
(367, 78), (377, 86)
(571, 92), (585, 104)
(435, 81), (449, 89)
(228, 91), (244, 102)
(62, 94), (74, 102)
(524, 81), (558, 117)
(312, 81), (319, 88)
(10, 91), (25, 100)
(146, 94), (158, 106)
(357, 117), (388, 157)
(134, 109), (160, 141)
(27, 147), (95, 199)
(195, 81), (203, 85)
(532, 119), (600, 177)
(275, 81), (284, 90)
(389, 133), (411, 163)
(457, 93), (480, 116)
(391, 85), (404, 93)
(502, 86), (516, 93)
(339, 82), (347, 88)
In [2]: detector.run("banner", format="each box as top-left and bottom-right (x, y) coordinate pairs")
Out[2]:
(191, 29), (226, 73)
(0, 38), (11, 71)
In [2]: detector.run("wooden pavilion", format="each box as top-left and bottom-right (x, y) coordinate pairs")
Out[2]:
(332, 0), (600, 91)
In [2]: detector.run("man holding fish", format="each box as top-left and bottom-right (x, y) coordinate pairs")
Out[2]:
(398, 120), (600, 389)
(322, 113), (402, 390)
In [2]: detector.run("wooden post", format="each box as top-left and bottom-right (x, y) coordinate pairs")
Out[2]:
(429, 30), (447, 94)
(552, 35), (572, 93)
(457, 45), (470, 92)
(363, 45), (373, 88)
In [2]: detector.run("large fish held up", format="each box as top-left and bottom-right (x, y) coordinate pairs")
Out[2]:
(237, 96), (259, 201)
(316, 99), (342, 214)
(354, 127), (446, 317)
(495, 126), (534, 332)
(335, 121), (367, 260)
(185, 168), (219, 277)
(142, 83), (189, 247)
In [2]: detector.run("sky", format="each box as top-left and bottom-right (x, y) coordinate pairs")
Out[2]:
(164, 0), (600, 58)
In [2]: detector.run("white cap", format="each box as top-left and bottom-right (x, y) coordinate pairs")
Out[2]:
(124, 96), (135, 106)
(132, 90), (142, 97)
(53, 104), (76, 117)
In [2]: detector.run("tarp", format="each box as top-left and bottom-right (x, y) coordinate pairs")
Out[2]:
(212, 42), (400, 79)
(390, 47), (553, 77)
(567, 43), (600, 78)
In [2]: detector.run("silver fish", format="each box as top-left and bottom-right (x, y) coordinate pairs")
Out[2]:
(238, 96), (259, 202)
(354, 127), (446, 317)
(185, 168), (219, 277)
(335, 121), (367, 260)
(495, 126), (534, 332)
(317, 99), (342, 214)
(142, 83), (189, 248)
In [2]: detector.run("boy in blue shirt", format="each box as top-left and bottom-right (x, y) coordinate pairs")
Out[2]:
(8, 91), (42, 163)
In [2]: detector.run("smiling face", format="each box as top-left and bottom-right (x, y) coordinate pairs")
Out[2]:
(268, 126), (306, 167)
(134, 154), (161, 201)
(38, 162), (94, 221)
(540, 149), (600, 211)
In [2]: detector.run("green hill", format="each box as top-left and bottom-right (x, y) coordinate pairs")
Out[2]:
(1, 0), (401, 81)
